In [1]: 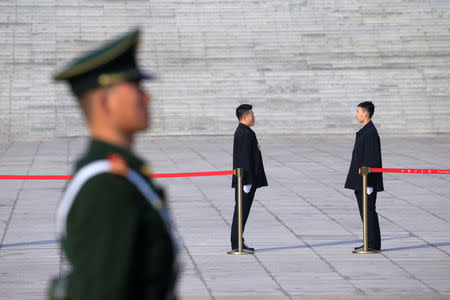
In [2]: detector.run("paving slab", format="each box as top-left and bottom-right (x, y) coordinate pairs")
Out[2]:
(0, 135), (449, 300)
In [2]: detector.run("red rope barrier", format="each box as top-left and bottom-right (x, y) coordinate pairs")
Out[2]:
(152, 170), (235, 178)
(3, 168), (447, 179)
(0, 170), (235, 180)
(369, 168), (450, 174)
(0, 175), (72, 180)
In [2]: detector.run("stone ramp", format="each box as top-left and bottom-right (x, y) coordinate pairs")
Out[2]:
(1, 1), (449, 141)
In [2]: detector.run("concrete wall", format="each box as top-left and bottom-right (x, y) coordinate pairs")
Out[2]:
(0, 0), (449, 141)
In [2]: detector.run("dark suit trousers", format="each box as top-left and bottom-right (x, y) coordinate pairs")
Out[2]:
(355, 190), (381, 250)
(230, 186), (256, 249)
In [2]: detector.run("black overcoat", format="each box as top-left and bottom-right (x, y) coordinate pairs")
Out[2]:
(231, 123), (268, 189)
(344, 121), (384, 192)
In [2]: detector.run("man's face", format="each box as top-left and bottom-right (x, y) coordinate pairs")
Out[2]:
(107, 81), (151, 134)
(355, 106), (368, 124)
(244, 109), (255, 126)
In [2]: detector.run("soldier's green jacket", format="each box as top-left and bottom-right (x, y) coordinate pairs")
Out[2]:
(62, 139), (177, 300)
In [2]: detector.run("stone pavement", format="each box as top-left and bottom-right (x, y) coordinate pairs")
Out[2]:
(0, 135), (449, 300)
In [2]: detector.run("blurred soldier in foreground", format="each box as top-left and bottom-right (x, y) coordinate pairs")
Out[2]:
(345, 101), (384, 252)
(50, 29), (178, 300)
(231, 104), (268, 251)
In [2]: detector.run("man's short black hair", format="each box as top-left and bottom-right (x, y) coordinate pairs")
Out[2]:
(236, 104), (253, 120)
(358, 101), (375, 118)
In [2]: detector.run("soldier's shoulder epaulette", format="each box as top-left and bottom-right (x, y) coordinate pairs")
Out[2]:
(107, 153), (129, 177)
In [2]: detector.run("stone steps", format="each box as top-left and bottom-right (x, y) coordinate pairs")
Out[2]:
(0, 0), (448, 140)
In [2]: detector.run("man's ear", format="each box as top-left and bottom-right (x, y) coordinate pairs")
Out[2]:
(364, 110), (370, 119)
(94, 89), (109, 114)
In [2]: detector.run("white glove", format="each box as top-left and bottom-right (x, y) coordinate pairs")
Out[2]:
(243, 184), (252, 193)
(367, 187), (373, 195)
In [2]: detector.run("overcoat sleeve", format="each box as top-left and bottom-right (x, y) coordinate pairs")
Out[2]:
(362, 131), (382, 188)
(362, 132), (380, 167)
(235, 133), (254, 185)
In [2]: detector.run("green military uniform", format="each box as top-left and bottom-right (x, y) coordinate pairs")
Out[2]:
(63, 139), (177, 299)
(51, 29), (178, 300)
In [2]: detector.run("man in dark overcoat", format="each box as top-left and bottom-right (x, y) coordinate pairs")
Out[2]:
(345, 101), (384, 252)
(51, 29), (178, 299)
(231, 104), (268, 251)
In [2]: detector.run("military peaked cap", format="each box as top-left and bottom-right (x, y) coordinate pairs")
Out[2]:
(53, 28), (153, 97)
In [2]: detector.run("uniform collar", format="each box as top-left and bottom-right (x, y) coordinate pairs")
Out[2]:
(238, 122), (253, 131)
(357, 120), (373, 135)
(87, 138), (145, 171)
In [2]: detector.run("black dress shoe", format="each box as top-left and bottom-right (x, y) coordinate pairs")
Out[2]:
(354, 245), (363, 251)
(243, 243), (255, 251)
(368, 247), (380, 252)
(353, 245), (380, 252)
